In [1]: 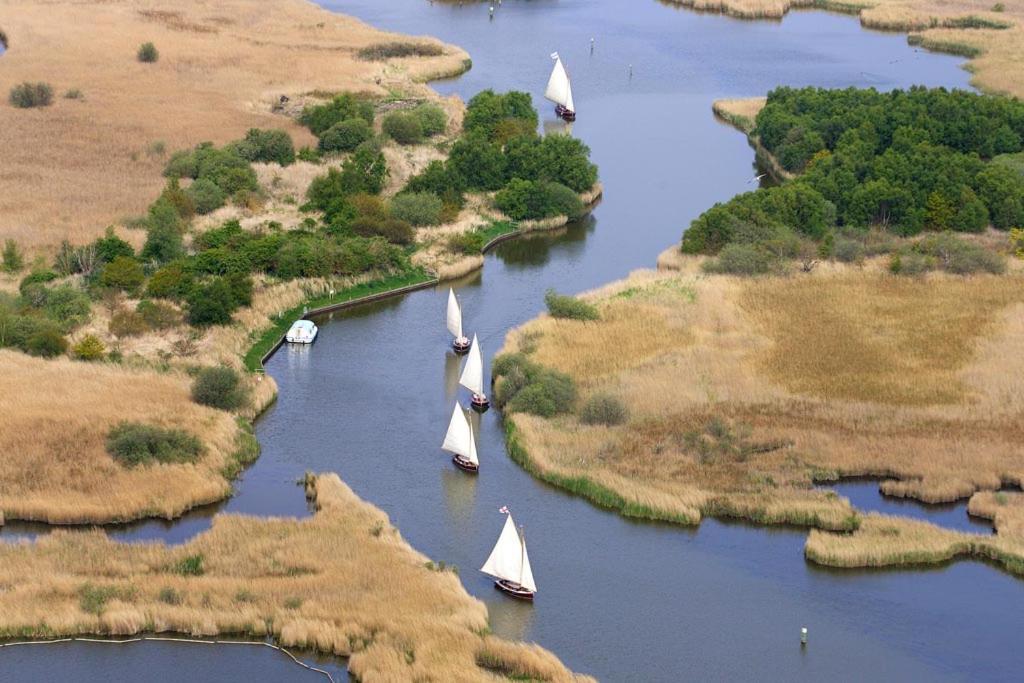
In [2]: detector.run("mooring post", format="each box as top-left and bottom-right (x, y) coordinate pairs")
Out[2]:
(489, 5), (495, 19)
(590, 37), (595, 54)
(629, 64), (633, 79)
(800, 627), (808, 646)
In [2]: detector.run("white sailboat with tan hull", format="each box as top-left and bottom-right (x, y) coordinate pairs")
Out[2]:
(459, 334), (489, 411)
(545, 52), (576, 121)
(441, 403), (479, 473)
(481, 511), (536, 600)
(447, 288), (471, 353)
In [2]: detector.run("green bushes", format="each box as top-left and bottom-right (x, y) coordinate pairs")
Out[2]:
(890, 233), (1006, 275)
(100, 256), (145, 293)
(137, 300), (182, 329)
(703, 244), (780, 276)
(9, 82), (53, 108)
(463, 90), (538, 140)
(186, 275), (252, 326)
(137, 42), (159, 63)
(350, 217), (415, 245)
(163, 142), (258, 197)
(106, 422), (204, 467)
(492, 353), (576, 417)
(357, 42), (444, 60)
(412, 104), (447, 136)
(146, 262), (192, 299)
(186, 178), (227, 214)
(382, 111), (424, 145)
(389, 192), (442, 226)
(39, 286), (91, 331)
(579, 393), (629, 426)
(93, 228), (135, 264)
(24, 327), (68, 357)
(318, 118), (373, 153)
(191, 366), (250, 411)
(232, 128), (295, 165)
(2, 240), (24, 273)
(495, 179), (582, 221)
(173, 554), (205, 576)
(544, 289), (599, 321)
(299, 93), (374, 137)
(447, 231), (485, 255)
(0, 300), (68, 358)
(72, 334), (106, 361)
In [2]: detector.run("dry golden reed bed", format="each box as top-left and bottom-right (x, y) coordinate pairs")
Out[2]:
(0, 474), (591, 683)
(0, 351), (242, 525)
(666, 0), (1024, 97)
(498, 252), (1024, 569)
(0, 0), (468, 254)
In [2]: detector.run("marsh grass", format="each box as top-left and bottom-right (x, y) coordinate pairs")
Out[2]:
(0, 474), (591, 682)
(357, 42), (445, 60)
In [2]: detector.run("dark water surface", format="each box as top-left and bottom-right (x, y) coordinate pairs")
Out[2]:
(819, 480), (995, 534)
(7, 1), (1024, 681)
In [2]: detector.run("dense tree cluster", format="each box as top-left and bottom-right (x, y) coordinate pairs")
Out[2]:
(683, 87), (1024, 259)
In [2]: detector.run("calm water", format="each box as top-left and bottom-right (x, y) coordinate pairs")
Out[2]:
(7, 1), (1024, 681)
(820, 480), (994, 534)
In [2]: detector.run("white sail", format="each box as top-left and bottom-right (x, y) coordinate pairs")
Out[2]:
(519, 531), (537, 593)
(545, 54), (574, 113)
(481, 514), (526, 585)
(459, 334), (484, 396)
(441, 403), (472, 456)
(447, 288), (463, 339)
(467, 422), (480, 466)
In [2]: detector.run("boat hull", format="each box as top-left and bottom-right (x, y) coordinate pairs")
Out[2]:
(470, 394), (490, 412)
(452, 337), (471, 354)
(555, 104), (576, 121)
(494, 579), (534, 601)
(452, 454), (479, 473)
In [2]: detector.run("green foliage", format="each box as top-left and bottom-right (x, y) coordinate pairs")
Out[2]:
(463, 90), (538, 140)
(186, 177), (227, 214)
(79, 584), (133, 615)
(579, 393), (629, 426)
(72, 334), (106, 361)
(356, 42), (443, 60)
(703, 243), (780, 276)
(100, 256), (145, 293)
(106, 422), (204, 467)
(493, 353), (577, 417)
(297, 146), (321, 163)
(173, 555), (205, 576)
(448, 132), (507, 190)
(299, 93), (374, 137)
(158, 587), (183, 605)
(186, 275), (252, 326)
(19, 270), (58, 296)
(191, 366), (250, 411)
(446, 231), (485, 255)
(24, 326), (67, 357)
(544, 289), (599, 321)
(412, 103), (447, 136)
(146, 262), (193, 300)
(318, 118), (373, 153)
(109, 309), (148, 338)
(382, 111), (424, 145)
(2, 240), (24, 273)
(350, 216), (415, 245)
(137, 42), (159, 63)
(136, 299), (181, 329)
(163, 142), (257, 196)
(389, 192), (442, 226)
(40, 285), (91, 331)
(233, 128), (295, 165)
(9, 82), (53, 108)
(93, 228), (135, 264)
(141, 217), (184, 264)
(911, 233), (1005, 274)
(495, 179), (583, 220)
(341, 146), (388, 196)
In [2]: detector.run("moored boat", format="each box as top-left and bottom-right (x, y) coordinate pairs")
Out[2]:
(459, 334), (490, 411)
(285, 319), (318, 344)
(481, 510), (536, 601)
(441, 403), (479, 473)
(546, 52), (576, 121)
(447, 288), (471, 353)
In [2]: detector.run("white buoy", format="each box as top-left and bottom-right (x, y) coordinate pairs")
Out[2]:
(800, 627), (808, 646)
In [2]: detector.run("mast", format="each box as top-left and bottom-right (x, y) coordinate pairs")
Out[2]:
(447, 288), (463, 340)
(459, 334), (484, 396)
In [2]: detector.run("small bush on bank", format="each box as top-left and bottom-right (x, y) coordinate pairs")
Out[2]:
(299, 93), (374, 137)
(2, 240), (24, 273)
(382, 111), (424, 145)
(492, 352), (577, 417)
(100, 256), (145, 293)
(106, 422), (204, 467)
(9, 82), (53, 108)
(192, 365), (250, 411)
(447, 231), (485, 255)
(544, 289), (599, 321)
(318, 118), (373, 153)
(702, 243), (779, 276)
(173, 554), (205, 576)
(413, 104), (447, 136)
(389, 192), (442, 226)
(186, 178), (227, 215)
(233, 128), (295, 165)
(579, 393), (629, 426)
(93, 228), (135, 264)
(146, 262), (192, 300)
(72, 334), (106, 361)
(356, 42), (444, 60)
(494, 179), (582, 221)
(350, 217), (414, 245)
(137, 42), (159, 63)
(186, 275), (252, 326)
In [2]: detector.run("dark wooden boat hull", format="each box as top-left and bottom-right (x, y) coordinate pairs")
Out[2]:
(555, 104), (576, 121)
(495, 579), (534, 601)
(470, 394), (490, 412)
(452, 454), (479, 473)
(452, 337), (471, 354)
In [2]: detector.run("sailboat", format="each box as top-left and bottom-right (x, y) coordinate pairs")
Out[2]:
(545, 52), (576, 121)
(447, 288), (471, 354)
(459, 334), (490, 411)
(441, 403), (479, 473)
(481, 511), (537, 601)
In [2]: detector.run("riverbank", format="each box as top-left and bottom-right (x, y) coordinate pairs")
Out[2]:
(663, 0), (1024, 97)
(0, 472), (592, 682)
(493, 250), (1024, 573)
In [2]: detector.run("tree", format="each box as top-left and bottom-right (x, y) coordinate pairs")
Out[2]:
(382, 112), (424, 145)
(449, 132), (506, 191)
(924, 192), (955, 232)
(318, 118), (373, 153)
(1, 239), (24, 273)
(100, 256), (145, 293)
(237, 128), (295, 165)
(93, 228), (134, 263)
(299, 93), (375, 136)
(339, 146), (388, 195)
(141, 220), (184, 264)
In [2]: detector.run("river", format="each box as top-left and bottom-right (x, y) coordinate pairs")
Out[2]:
(6, 1), (1024, 681)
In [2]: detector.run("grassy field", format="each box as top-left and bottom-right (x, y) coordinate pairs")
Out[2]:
(0, 0), (468, 255)
(496, 252), (1024, 570)
(666, 0), (1024, 98)
(0, 351), (244, 524)
(0, 473), (592, 682)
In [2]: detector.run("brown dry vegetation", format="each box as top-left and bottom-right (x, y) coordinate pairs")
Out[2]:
(0, 351), (240, 524)
(664, 0), (1024, 97)
(497, 252), (1024, 568)
(0, 473), (591, 682)
(0, 0), (468, 255)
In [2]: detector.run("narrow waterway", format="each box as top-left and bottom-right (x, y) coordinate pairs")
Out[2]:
(6, 1), (1024, 681)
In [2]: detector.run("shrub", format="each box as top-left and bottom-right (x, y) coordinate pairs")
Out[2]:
(389, 192), (442, 226)
(72, 334), (106, 361)
(235, 128), (294, 165)
(137, 42), (159, 63)
(158, 587), (183, 605)
(9, 82), (53, 108)
(579, 393), (629, 426)
(447, 231), (485, 255)
(832, 237), (865, 263)
(186, 278), (244, 326)
(41, 285), (91, 331)
(2, 240), (24, 273)
(544, 289), (599, 321)
(382, 111), (424, 145)
(888, 251), (934, 276)
(339, 146), (388, 195)
(356, 42), (443, 60)
(164, 149), (198, 179)
(19, 269), (58, 297)
(350, 193), (388, 220)
(106, 422), (204, 466)
(413, 104), (447, 136)
(78, 584), (131, 616)
(64, 88), (84, 100)
(492, 353), (577, 416)
(100, 256), (145, 293)
(93, 228), (135, 264)
(703, 244), (778, 276)
(350, 217), (414, 245)
(137, 299), (181, 329)
(146, 262), (192, 300)
(914, 233), (1006, 274)
(25, 327), (67, 357)
(299, 93), (375, 137)
(495, 179), (582, 221)
(297, 146), (321, 163)
(318, 118), (373, 153)
(191, 366), (250, 411)
(187, 178), (227, 214)
(109, 309), (148, 338)
(173, 554), (205, 576)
